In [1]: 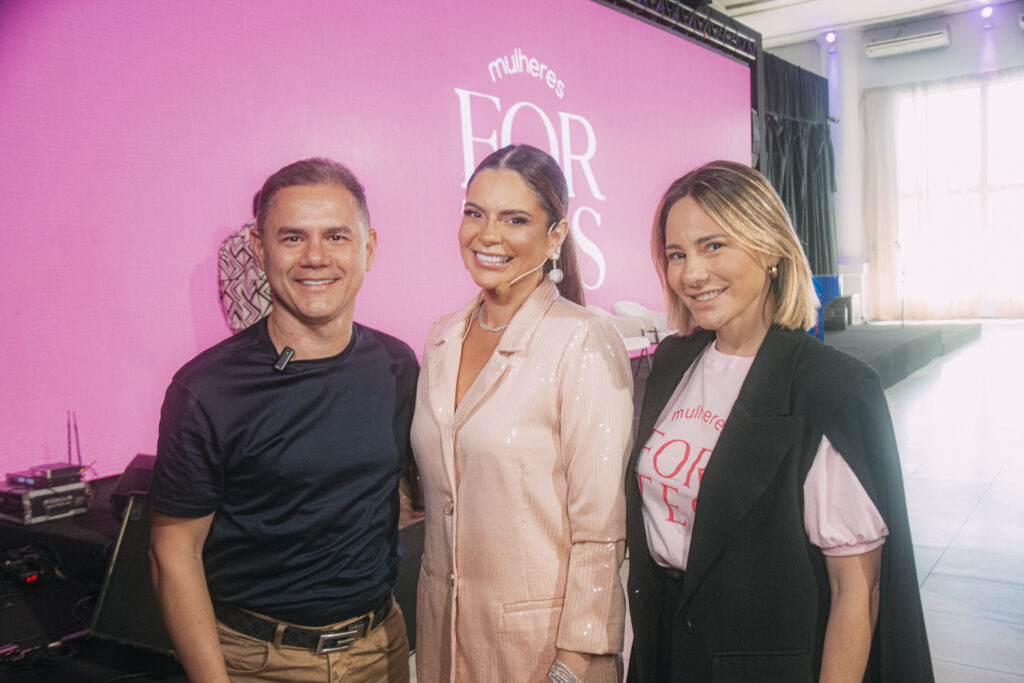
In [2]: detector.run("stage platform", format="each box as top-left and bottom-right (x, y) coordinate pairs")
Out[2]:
(629, 322), (983, 425)
(821, 322), (981, 388)
(629, 322), (982, 388)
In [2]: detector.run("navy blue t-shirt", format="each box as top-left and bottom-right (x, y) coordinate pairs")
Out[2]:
(149, 318), (418, 626)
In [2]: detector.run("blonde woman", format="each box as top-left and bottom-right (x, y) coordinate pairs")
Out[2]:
(626, 161), (933, 682)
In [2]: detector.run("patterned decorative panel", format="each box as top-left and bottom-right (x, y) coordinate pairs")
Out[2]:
(218, 220), (272, 332)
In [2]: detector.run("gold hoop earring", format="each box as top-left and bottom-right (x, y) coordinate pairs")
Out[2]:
(767, 264), (779, 280)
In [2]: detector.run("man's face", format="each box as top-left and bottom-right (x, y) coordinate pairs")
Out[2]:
(251, 183), (376, 333)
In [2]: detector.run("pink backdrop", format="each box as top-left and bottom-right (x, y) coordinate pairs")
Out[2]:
(0, 0), (751, 478)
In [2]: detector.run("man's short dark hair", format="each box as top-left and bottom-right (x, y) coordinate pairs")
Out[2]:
(254, 157), (370, 234)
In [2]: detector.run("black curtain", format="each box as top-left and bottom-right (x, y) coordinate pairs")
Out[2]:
(756, 53), (838, 275)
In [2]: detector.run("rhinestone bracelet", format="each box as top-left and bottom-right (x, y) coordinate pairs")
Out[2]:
(548, 657), (585, 683)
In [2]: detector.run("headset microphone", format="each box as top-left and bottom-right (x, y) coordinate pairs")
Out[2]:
(493, 221), (562, 297)
(494, 258), (549, 297)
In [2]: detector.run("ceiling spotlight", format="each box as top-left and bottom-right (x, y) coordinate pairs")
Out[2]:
(981, 6), (993, 18)
(825, 31), (837, 44)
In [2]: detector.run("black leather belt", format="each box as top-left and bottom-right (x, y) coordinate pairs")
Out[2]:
(656, 563), (685, 582)
(213, 591), (394, 654)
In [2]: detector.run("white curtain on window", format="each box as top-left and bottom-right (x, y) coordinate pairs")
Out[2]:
(861, 67), (1024, 320)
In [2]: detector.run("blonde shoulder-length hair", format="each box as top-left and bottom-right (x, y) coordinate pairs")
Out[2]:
(650, 161), (818, 333)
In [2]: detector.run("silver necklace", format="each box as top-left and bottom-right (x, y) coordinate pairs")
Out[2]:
(476, 303), (509, 332)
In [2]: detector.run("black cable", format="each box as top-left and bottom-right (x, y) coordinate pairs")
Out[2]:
(71, 594), (98, 626)
(27, 641), (77, 666)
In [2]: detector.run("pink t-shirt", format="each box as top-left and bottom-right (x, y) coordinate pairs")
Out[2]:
(636, 342), (888, 570)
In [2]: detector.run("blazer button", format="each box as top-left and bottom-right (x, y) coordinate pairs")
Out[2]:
(685, 616), (694, 634)
(448, 571), (456, 586)
(443, 499), (454, 515)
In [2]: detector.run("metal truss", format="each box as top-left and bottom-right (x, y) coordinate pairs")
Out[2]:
(599, 0), (759, 61)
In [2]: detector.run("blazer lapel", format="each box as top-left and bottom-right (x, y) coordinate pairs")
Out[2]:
(680, 327), (808, 604)
(453, 280), (558, 431)
(633, 331), (715, 455)
(426, 300), (475, 422)
(424, 301), (476, 490)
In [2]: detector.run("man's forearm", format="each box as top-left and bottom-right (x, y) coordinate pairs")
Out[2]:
(150, 547), (231, 683)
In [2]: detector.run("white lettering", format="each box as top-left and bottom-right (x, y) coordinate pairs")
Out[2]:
(455, 89), (608, 293)
(485, 48), (566, 99)
(500, 101), (560, 163)
(454, 88), (501, 187)
(558, 112), (605, 200)
(487, 57), (511, 82)
(572, 206), (606, 290)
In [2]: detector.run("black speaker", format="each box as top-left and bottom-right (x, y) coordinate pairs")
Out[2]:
(90, 493), (175, 654)
(824, 296), (852, 332)
(110, 454), (156, 522)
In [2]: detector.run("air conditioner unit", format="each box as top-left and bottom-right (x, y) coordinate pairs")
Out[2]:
(864, 29), (950, 58)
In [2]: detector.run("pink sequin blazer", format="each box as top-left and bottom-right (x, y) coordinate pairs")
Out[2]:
(411, 279), (634, 683)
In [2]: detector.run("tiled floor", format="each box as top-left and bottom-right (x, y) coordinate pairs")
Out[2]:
(889, 321), (1024, 681)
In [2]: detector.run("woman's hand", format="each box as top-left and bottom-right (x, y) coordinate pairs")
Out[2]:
(820, 547), (882, 683)
(549, 649), (591, 682)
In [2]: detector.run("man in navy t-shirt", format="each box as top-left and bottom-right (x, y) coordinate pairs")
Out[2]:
(149, 158), (418, 682)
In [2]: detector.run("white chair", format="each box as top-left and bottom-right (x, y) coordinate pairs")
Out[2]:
(587, 305), (652, 372)
(612, 300), (673, 342)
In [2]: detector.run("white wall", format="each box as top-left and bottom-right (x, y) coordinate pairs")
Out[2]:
(768, 0), (1024, 276)
(770, 40), (822, 75)
(770, 1), (1024, 83)
(860, 2), (1024, 89)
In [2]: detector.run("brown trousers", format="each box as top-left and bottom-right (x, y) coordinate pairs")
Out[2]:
(216, 603), (409, 682)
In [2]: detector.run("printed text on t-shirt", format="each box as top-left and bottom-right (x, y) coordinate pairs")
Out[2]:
(638, 428), (713, 526)
(670, 402), (726, 432)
